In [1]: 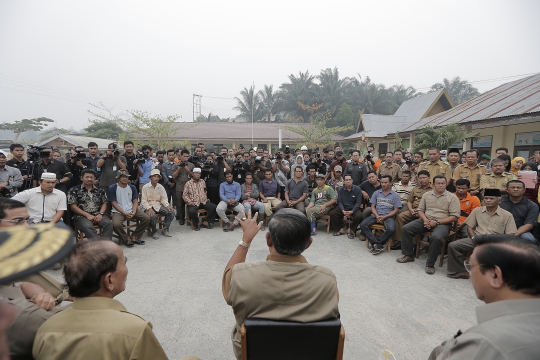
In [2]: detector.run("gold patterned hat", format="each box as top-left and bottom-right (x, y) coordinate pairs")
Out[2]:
(0, 223), (75, 283)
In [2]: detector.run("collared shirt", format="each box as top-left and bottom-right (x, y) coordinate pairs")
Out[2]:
(85, 155), (102, 175)
(465, 206), (517, 236)
(344, 161), (367, 186)
(107, 183), (138, 213)
(500, 195), (539, 228)
(12, 187), (67, 223)
(172, 161), (195, 191)
(219, 180), (241, 202)
(123, 153), (139, 181)
(376, 162), (402, 183)
(271, 159), (290, 186)
(436, 298), (540, 360)
(479, 172), (516, 190)
(392, 181), (416, 206)
(310, 185), (337, 206)
(338, 185), (362, 212)
(6, 158), (32, 190)
(418, 160), (452, 182)
(137, 158), (154, 184)
(359, 180), (382, 204)
(327, 177), (344, 193)
(370, 189), (402, 216)
(32, 297), (168, 360)
(140, 182), (170, 211)
(222, 253), (339, 360)
(259, 179), (278, 198)
(161, 160), (175, 185)
(98, 156), (128, 188)
(67, 184), (108, 217)
(407, 185), (432, 209)
(455, 192), (481, 223)
(452, 163), (488, 191)
(33, 159), (72, 193)
(285, 178), (309, 201)
(418, 190), (461, 221)
(0, 165), (24, 196)
(183, 179), (208, 207)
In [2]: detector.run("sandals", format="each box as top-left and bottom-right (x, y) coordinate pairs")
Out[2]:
(125, 240), (135, 248)
(425, 266), (435, 275)
(347, 231), (355, 239)
(133, 238), (145, 245)
(396, 255), (415, 263)
(333, 231), (344, 236)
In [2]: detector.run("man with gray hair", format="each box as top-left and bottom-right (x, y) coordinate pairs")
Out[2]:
(222, 208), (340, 359)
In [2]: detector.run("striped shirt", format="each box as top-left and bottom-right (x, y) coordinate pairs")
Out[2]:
(392, 181), (416, 206)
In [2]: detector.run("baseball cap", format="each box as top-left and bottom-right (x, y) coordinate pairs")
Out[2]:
(0, 150), (6, 157)
(0, 223), (75, 283)
(334, 165), (343, 172)
(316, 173), (325, 178)
(115, 169), (129, 179)
(150, 169), (162, 177)
(301, 146), (308, 151)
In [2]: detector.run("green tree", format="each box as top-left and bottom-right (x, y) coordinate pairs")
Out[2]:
(430, 77), (480, 105)
(234, 86), (260, 122)
(413, 124), (480, 153)
(0, 117), (54, 142)
(39, 127), (70, 142)
(278, 71), (316, 121)
(331, 103), (355, 135)
(258, 85), (279, 122)
(84, 121), (123, 139)
(316, 67), (352, 115)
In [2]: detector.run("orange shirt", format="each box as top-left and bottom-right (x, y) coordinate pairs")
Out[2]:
(455, 192), (481, 223)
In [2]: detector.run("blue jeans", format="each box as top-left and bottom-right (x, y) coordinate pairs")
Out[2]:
(359, 214), (396, 245)
(243, 201), (265, 222)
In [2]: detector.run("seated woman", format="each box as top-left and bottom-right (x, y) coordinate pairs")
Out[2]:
(240, 173), (265, 227)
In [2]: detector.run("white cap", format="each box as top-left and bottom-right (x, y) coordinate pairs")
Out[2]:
(193, 168), (201, 173)
(41, 173), (57, 180)
(150, 169), (162, 177)
(300, 146), (308, 151)
(0, 150), (6, 157)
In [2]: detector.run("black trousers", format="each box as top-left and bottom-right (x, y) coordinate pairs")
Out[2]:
(401, 219), (451, 267)
(187, 202), (217, 227)
(329, 207), (363, 233)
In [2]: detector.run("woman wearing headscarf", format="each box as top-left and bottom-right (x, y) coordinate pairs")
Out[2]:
(510, 156), (526, 176)
(293, 154), (306, 175)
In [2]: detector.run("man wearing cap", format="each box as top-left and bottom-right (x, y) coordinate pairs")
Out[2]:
(183, 167), (217, 231)
(377, 152), (402, 183)
(305, 173), (337, 235)
(446, 188), (517, 279)
(329, 151), (348, 179)
(108, 170), (150, 246)
(327, 165), (344, 193)
(417, 147), (451, 183)
(68, 169), (113, 240)
(300, 145), (308, 155)
(479, 154), (491, 170)
(12, 173), (67, 224)
(0, 150), (23, 198)
(452, 149), (487, 196)
(479, 158), (516, 195)
(344, 150), (367, 186)
(141, 169), (175, 238)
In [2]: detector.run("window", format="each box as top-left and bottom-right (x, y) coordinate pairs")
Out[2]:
(514, 132), (540, 161)
(472, 136), (493, 159)
(257, 144), (267, 150)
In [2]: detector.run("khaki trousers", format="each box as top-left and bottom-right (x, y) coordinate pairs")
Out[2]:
(112, 209), (151, 243)
(262, 197), (282, 216)
(394, 210), (416, 242)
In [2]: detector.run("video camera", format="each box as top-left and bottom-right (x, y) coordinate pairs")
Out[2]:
(254, 156), (262, 165)
(107, 143), (120, 158)
(216, 156), (224, 163)
(204, 160), (213, 170)
(27, 146), (48, 162)
(404, 157), (413, 165)
(275, 151), (282, 160)
(284, 145), (290, 154)
(136, 150), (147, 161)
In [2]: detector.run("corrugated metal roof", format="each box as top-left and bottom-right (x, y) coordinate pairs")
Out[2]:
(169, 122), (344, 141)
(37, 135), (121, 149)
(400, 73), (540, 132)
(345, 114), (407, 140)
(393, 90), (447, 123)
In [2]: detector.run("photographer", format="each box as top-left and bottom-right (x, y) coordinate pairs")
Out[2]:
(202, 154), (220, 205)
(122, 140), (139, 184)
(232, 153), (249, 185)
(271, 149), (290, 199)
(249, 148), (269, 185)
(0, 150), (24, 198)
(85, 142), (101, 174)
(161, 149), (177, 208)
(172, 149), (195, 225)
(96, 143), (127, 191)
(7, 144), (33, 191)
(32, 147), (72, 193)
(68, 146), (90, 188)
(136, 145), (154, 191)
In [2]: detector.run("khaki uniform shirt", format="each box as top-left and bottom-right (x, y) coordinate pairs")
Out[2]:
(418, 190), (461, 221)
(418, 160), (452, 182)
(479, 172), (516, 190)
(376, 162), (402, 183)
(407, 185), (432, 210)
(452, 163), (487, 191)
(436, 298), (540, 359)
(222, 254), (339, 360)
(33, 297), (168, 360)
(465, 206), (517, 236)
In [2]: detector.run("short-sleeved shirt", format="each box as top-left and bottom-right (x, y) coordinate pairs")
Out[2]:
(359, 180), (382, 204)
(67, 184), (108, 218)
(33, 160), (72, 193)
(310, 185), (337, 206)
(392, 181), (415, 206)
(418, 190), (461, 221)
(285, 178), (308, 201)
(12, 187), (67, 223)
(137, 158), (155, 184)
(452, 163), (488, 191)
(465, 206), (517, 236)
(259, 179), (279, 198)
(376, 163), (402, 183)
(369, 189), (402, 216)
(172, 162), (195, 191)
(500, 195), (539, 228)
(271, 159), (290, 187)
(456, 192), (481, 223)
(344, 162), (367, 186)
(479, 172), (516, 190)
(99, 156), (128, 188)
(418, 160), (452, 182)
(407, 185), (433, 210)
(107, 183), (138, 213)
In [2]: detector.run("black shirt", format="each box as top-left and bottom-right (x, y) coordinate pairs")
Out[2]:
(202, 163), (219, 188)
(338, 185), (363, 212)
(33, 159), (73, 193)
(344, 162), (367, 186)
(500, 195), (539, 228)
(6, 158), (33, 190)
(123, 153), (138, 182)
(359, 180), (382, 204)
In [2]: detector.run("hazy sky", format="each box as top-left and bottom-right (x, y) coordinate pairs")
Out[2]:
(1, 0), (538, 130)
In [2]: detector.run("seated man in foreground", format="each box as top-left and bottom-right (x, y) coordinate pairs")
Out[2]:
(32, 239), (199, 360)
(141, 169), (175, 238)
(305, 173), (337, 235)
(429, 235), (540, 359)
(222, 208), (340, 360)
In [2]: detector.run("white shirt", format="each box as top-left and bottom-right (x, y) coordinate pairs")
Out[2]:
(12, 187), (67, 223)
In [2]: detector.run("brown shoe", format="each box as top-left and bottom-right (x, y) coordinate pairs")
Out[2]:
(425, 266), (435, 275)
(447, 272), (469, 279)
(396, 255), (415, 263)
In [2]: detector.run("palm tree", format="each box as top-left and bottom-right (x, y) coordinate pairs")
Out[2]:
(349, 75), (394, 115)
(278, 71), (316, 121)
(413, 124), (480, 152)
(316, 67), (352, 115)
(258, 85), (278, 122)
(430, 77), (480, 105)
(234, 86), (260, 122)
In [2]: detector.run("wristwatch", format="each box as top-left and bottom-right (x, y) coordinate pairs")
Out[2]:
(238, 240), (250, 248)
(99, 212), (105, 216)
(435, 219), (440, 226)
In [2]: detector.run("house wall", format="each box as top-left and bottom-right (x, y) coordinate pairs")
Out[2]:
(472, 120), (540, 159)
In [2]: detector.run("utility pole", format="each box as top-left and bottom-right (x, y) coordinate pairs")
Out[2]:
(193, 94), (202, 121)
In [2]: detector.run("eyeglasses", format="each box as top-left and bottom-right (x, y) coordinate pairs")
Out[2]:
(463, 259), (483, 272)
(0, 217), (33, 225)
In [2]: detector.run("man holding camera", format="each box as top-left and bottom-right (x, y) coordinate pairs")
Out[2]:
(68, 146), (90, 188)
(202, 154), (220, 205)
(232, 152), (249, 185)
(122, 141), (139, 185)
(250, 148), (269, 185)
(97, 143), (127, 191)
(136, 145), (154, 192)
(344, 150), (367, 186)
(172, 149), (195, 225)
(271, 149), (290, 199)
(32, 147), (72, 194)
(7, 144), (33, 191)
